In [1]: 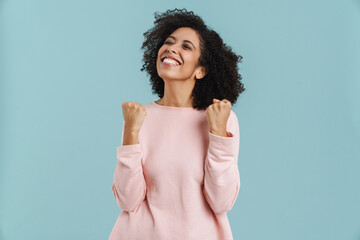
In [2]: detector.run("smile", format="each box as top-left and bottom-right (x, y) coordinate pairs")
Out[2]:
(161, 58), (181, 67)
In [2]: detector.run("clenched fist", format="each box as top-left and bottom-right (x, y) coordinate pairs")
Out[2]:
(122, 101), (147, 145)
(205, 98), (232, 137)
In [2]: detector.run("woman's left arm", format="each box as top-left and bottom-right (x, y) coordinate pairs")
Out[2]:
(203, 110), (241, 214)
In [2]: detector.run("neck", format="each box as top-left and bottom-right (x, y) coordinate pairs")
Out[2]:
(157, 80), (195, 107)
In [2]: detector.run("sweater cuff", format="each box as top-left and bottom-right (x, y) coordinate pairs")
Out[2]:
(117, 143), (141, 152)
(116, 144), (142, 167)
(208, 131), (235, 146)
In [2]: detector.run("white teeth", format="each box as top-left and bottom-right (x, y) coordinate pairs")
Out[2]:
(163, 57), (180, 65)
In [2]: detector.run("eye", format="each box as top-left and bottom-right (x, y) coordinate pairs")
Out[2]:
(182, 44), (191, 50)
(164, 41), (191, 50)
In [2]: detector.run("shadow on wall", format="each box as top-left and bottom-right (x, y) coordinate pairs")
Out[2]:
(354, 1), (360, 238)
(355, 0), (360, 12)
(0, 0), (6, 229)
(0, 0), (6, 239)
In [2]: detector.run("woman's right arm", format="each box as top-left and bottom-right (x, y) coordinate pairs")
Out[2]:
(111, 102), (147, 213)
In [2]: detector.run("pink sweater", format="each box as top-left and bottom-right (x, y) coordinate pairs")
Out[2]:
(109, 101), (241, 240)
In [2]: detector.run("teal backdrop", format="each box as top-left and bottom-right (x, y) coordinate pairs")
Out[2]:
(1, 0), (359, 239)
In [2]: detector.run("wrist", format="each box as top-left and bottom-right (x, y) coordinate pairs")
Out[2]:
(210, 129), (228, 137)
(124, 126), (140, 135)
(123, 131), (139, 145)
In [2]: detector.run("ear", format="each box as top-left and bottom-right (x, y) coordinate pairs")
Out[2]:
(196, 66), (207, 80)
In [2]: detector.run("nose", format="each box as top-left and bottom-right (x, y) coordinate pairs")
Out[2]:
(166, 45), (177, 54)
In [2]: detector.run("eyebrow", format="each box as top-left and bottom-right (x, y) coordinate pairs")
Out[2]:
(167, 36), (196, 49)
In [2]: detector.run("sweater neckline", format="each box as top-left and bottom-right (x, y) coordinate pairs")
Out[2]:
(151, 101), (202, 112)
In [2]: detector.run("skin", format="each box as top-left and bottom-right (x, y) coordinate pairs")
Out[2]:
(122, 101), (147, 145)
(206, 98), (232, 137)
(122, 27), (232, 145)
(155, 27), (207, 108)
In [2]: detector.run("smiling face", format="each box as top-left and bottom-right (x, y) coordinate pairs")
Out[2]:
(156, 27), (207, 82)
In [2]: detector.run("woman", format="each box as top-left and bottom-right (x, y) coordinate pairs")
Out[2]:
(109, 8), (245, 240)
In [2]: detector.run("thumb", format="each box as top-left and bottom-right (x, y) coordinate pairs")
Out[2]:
(213, 98), (220, 102)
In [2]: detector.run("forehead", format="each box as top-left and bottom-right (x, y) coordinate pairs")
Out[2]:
(167, 27), (199, 44)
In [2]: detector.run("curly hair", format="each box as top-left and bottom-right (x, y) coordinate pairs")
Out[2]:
(140, 8), (245, 111)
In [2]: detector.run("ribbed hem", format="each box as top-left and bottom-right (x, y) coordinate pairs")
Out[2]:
(150, 101), (203, 112)
(117, 143), (141, 152)
(208, 131), (235, 146)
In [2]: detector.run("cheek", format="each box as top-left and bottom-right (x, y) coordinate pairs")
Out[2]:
(183, 54), (197, 66)
(157, 47), (163, 59)
(159, 45), (167, 54)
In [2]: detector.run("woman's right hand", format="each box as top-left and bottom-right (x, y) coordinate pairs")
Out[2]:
(122, 101), (147, 134)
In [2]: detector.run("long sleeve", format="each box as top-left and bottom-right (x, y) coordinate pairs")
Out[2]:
(111, 121), (147, 213)
(203, 110), (241, 214)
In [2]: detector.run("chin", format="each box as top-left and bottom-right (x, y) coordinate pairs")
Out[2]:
(158, 73), (182, 81)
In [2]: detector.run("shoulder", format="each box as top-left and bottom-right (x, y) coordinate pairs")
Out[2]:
(143, 101), (154, 111)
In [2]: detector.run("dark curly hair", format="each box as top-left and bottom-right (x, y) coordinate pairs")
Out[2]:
(140, 8), (245, 111)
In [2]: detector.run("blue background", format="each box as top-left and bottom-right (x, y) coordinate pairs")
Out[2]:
(1, 0), (359, 239)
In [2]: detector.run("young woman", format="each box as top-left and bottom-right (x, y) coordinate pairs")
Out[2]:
(109, 8), (245, 240)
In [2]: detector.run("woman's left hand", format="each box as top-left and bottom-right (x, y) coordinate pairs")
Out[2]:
(205, 98), (232, 137)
